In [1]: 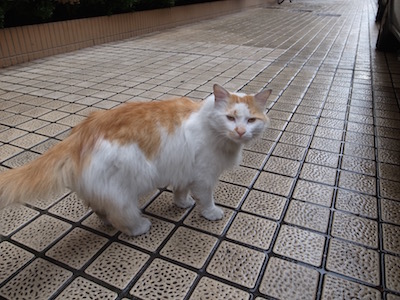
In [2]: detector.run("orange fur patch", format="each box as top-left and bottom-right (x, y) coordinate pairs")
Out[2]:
(72, 97), (201, 159)
(228, 94), (267, 120)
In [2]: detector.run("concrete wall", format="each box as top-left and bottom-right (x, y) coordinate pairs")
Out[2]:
(0, 0), (272, 68)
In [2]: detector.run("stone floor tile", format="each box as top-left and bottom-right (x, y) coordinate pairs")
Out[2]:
(380, 179), (400, 201)
(273, 225), (325, 266)
(241, 190), (286, 220)
(293, 179), (334, 207)
(226, 212), (277, 250)
(145, 191), (191, 222)
(55, 277), (117, 300)
(331, 211), (378, 248)
(11, 215), (71, 251)
(327, 239), (379, 286)
(49, 193), (91, 222)
(0, 205), (39, 236)
(85, 242), (149, 289)
(259, 257), (319, 300)
(386, 254), (400, 293)
(306, 149), (340, 168)
(382, 224), (400, 255)
(161, 227), (217, 268)
(272, 142), (307, 161)
(379, 163), (400, 182)
(264, 156), (301, 177)
(341, 155), (376, 176)
(381, 199), (400, 225)
(254, 172), (294, 197)
(207, 241), (265, 288)
(0, 259), (72, 300)
(300, 163), (337, 186)
(321, 275), (381, 300)
(0, 242), (34, 283)
(335, 189), (377, 218)
(219, 166), (258, 187)
(339, 171), (376, 195)
(131, 259), (197, 299)
(190, 277), (250, 300)
(46, 228), (108, 269)
(119, 216), (175, 252)
(284, 200), (330, 233)
(214, 181), (247, 208)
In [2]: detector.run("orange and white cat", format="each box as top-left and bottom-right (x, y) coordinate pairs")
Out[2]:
(0, 84), (271, 236)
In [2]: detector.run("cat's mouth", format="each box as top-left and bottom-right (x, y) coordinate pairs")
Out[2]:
(229, 132), (252, 143)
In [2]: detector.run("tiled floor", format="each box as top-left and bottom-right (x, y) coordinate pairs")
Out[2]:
(0, 0), (400, 299)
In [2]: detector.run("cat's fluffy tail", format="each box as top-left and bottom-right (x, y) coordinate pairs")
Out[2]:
(0, 136), (77, 209)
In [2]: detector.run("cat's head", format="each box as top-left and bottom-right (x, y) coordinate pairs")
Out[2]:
(210, 84), (271, 144)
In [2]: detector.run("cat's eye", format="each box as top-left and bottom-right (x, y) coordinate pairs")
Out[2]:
(248, 118), (257, 123)
(226, 115), (235, 121)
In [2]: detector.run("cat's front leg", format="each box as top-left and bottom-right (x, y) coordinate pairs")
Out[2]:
(173, 186), (195, 209)
(191, 184), (224, 221)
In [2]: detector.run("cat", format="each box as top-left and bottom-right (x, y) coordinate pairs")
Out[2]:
(0, 84), (271, 236)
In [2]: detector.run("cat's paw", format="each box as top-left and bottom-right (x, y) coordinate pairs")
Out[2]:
(201, 206), (224, 221)
(130, 218), (152, 236)
(174, 195), (195, 209)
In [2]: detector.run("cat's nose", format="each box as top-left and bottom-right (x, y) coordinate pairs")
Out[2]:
(235, 127), (246, 137)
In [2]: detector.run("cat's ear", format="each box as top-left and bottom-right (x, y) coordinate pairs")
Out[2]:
(213, 84), (230, 105)
(254, 89), (272, 109)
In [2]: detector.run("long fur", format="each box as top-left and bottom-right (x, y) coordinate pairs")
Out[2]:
(0, 84), (272, 236)
(0, 135), (77, 209)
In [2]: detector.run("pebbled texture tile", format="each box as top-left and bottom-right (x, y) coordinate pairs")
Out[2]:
(184, 206), (233, 235)
(0, 205), (39, 236)
(339, 171), (376, 195)
(55, 277), (117, 300)
(306, 149), (339, 168)
(382, 224), (400, 255)
(273, 225), (325, 266)
(264, 156), (301, 177)
(48, 193), (91, 222)
(131, 259), (197, 299)
(226, 212), (277, 249)
(219, 166), (258, 187)
(272, 143), (307, 161)
(341, 155), (376, 176)
(331, 212), (378, 248)
(300, 163), (337, 186)
(207, 241), (265, 288)
(119, 216), (175, 252)
(11, 215), (71, 251)
(335, 189), (377, 218)
(214, 181), (247, 208)
(241, 190), (286, 220)
(160, 227), (217, 268)
(284, 200), (330, 233)
(321, 275), (381, 299)
(0, 259), (72, 300)
(0, 241), (34, 283)
(86, 242), (149, 289)
(385, 254), (400, 293)
(46, 228), (108, 269)
(381, 199), (400, 225)
(380, 179), (400, 201)
(145, 191), (190, 222)
(327, 239), (379, 285)
(259, 257), (320, 300)
(293, 180), (334, 207)
(190, 277), (250, 300)
(254, 172), (294, 197)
